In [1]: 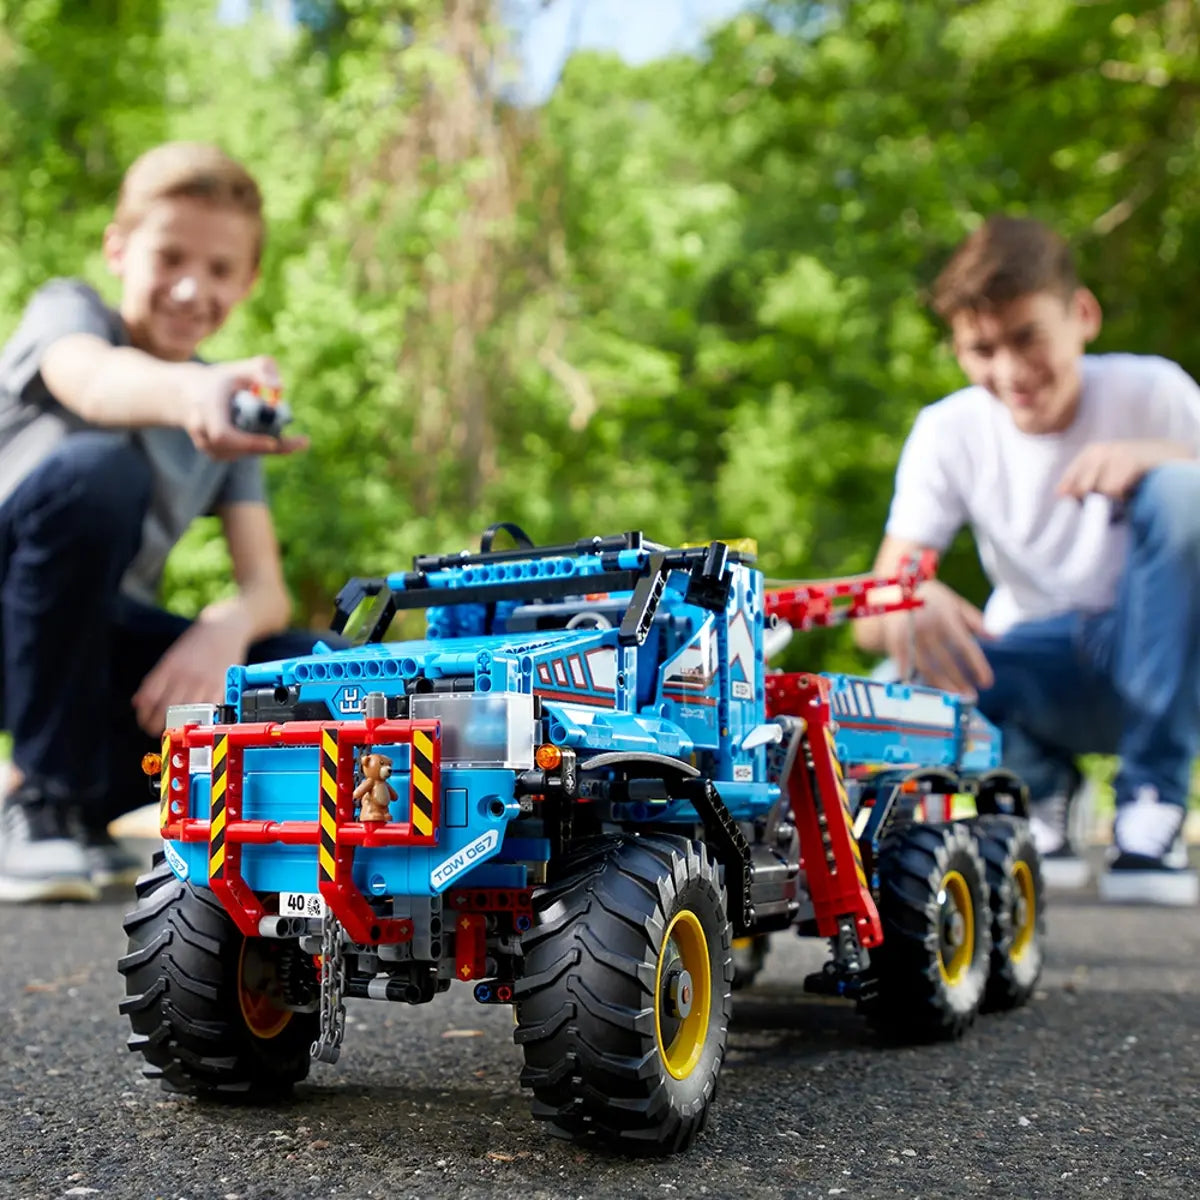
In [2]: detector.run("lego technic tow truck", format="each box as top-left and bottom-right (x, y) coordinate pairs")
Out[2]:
(119, 527), (1044, 1155)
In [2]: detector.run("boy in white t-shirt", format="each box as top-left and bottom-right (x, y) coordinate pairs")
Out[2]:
(856, 215), (1199, 906)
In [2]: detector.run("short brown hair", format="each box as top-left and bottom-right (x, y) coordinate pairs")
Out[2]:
(931, 216), (1078, 321)
(114, 142), (265, 263)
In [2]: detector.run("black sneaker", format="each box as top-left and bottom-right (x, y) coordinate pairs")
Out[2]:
(0, 787), (99, 903)
(1098, 786), (1198, 907)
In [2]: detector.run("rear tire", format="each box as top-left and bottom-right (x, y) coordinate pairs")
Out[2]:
(515, 834), (733, 1154)
(973, 816), (1045, 1010)
(862, 823), (992, 1040)
(118, 854), (318, 1096)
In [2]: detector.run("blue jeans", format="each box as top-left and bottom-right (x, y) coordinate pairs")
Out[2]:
(0, 432), (325, 826)
(975, 462), (1200, 812)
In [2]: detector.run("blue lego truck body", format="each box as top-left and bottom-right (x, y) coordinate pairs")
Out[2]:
(162, 535), (1002, 904)
(123, 530), (1042, 1155)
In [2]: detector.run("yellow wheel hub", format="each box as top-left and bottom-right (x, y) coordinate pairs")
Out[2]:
(654, 910), (712, 1080)
(237, 941), (293, 1040)
(1010, 860), (1037, 962)
(936, 870), (976, 987)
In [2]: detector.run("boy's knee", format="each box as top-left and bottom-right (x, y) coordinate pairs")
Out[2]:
(1129, 462), (1200, 556)
(17, 433), (151, 540)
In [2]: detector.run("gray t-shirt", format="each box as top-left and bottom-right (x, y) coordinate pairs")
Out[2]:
(0, 279), (266, 603)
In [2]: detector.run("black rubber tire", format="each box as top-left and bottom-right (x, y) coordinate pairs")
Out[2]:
(118, 853), (318, 1096)
(861, 822), (993, 1041)
(972, 816), (1045, 1011)
(514, 833), (733, 1155)
(731, 935), (769, 991)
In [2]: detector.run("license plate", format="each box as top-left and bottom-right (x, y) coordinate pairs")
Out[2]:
(278, 891), (327, 918)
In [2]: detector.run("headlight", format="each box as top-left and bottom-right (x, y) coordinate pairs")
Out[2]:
(409, 692), (535, 769)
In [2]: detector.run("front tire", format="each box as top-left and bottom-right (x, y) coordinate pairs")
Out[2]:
(515, 834), (733, 1154)
(862, 823), (992, 1041)
(118, 855), (319, 1096)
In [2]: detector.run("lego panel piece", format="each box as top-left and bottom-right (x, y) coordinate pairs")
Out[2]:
(657, 618), (721, 748)
(530, 639), (618, 708)
(825, 674), (971, 770)
(720, 569), (766, 784)
(961, 707), (1003, 773)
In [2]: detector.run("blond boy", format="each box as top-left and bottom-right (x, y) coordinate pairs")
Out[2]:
(0, 142), (313, 902)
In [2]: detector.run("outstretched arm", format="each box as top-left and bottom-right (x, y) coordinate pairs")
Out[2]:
(41, 335), (305, 459)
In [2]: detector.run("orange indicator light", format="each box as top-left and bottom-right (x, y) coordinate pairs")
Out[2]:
(535, 744), (563, 771)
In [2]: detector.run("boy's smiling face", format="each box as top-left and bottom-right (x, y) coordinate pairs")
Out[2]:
(104, 195), (259, 362)
(950, 288), (1102, 435)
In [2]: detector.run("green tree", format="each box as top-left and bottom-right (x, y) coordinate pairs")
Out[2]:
(3, 0), (1198, 681)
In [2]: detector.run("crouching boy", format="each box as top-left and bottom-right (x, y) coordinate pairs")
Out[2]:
(0, 142), (319, 902)
(856, 215), (1199, 906)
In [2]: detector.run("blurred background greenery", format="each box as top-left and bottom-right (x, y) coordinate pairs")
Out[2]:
(2, 0), (1198, 683)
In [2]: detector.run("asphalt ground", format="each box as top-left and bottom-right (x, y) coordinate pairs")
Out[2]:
(1, 850), (1197, 1200)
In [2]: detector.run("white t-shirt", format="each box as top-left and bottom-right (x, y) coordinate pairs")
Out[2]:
(885, 354), (1200, 634)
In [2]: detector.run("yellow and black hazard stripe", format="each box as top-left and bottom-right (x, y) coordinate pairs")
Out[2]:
(158, 732), (171, 831)
(318, 728), (338, 883)
(824, 727), (868, 889)
(209, 733), (228, 879)
(409, 729), (436, 838)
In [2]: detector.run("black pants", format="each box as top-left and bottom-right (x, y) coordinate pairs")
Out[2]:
(1, 432), (324, 827)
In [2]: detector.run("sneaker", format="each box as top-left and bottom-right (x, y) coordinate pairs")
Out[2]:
(1098, 786), (1199, 907)
(81, 829), (146, 887)
(1028, 788), (1091, 890)
(0, 788), (100, 903)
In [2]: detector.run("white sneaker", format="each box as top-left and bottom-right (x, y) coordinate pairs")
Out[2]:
(1028, 788), (1091, 890)
(1098, 786), (1198, 907)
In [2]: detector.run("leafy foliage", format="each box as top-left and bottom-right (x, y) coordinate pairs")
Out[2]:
(3, 0), (1199, 674)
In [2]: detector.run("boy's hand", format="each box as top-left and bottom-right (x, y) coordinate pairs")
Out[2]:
(882, 579), (993, 699)
(1058, 439), (1192, 501)
(179, 356), (308, 460)
(132, 619), (252, 736)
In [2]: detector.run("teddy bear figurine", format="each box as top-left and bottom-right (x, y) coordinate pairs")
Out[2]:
(353, 753), (398, 822)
